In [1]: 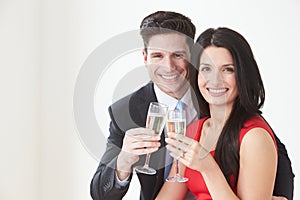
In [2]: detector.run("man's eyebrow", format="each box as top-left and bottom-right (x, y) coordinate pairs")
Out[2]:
(149, 52), (162, 55)
(148, 50), (189, 57)
(173, 50), (187, 54)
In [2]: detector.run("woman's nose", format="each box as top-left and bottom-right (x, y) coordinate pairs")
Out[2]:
(210, 70), (223, 83)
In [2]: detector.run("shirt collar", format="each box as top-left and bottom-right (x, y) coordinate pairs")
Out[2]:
(154, 84), (197, 124)
(154, 84), (192, 109)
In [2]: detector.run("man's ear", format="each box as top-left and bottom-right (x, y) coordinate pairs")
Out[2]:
(142, 50), (147, 64)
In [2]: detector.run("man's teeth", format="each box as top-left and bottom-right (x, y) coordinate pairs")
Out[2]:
(162, 74), (178, 80)
(209, 88), (227, 93)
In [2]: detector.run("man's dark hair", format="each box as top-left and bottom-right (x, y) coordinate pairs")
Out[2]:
(140, 11), (196, 52)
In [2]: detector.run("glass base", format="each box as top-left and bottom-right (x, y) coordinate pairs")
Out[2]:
(166, 174), (188, 183)
(134, 165), (157, 175)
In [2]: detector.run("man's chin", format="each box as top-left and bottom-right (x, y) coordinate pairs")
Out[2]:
(158, 85), (187, 98)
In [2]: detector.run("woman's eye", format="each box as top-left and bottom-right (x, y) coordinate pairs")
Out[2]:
(200, 66), (211, 72)
(223, 67), (234, 73)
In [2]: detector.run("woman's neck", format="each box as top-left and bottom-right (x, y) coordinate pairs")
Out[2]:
(200, 104), (233, 151)
(209, 104), (232, 126)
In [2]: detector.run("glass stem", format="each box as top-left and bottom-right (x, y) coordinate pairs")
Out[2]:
(175, 159), (179, 175)
(144, 153), (151, 167)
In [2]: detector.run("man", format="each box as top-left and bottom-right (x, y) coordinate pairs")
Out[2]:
(90, 11), (294, 200)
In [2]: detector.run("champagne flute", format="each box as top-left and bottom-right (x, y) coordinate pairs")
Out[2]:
(165, 109), (188, 182)
(134, 102), (168, 175)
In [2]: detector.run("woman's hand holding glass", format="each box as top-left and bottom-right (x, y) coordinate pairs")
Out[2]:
(165, 131), (211, 174)
(165, 109), (188, 182)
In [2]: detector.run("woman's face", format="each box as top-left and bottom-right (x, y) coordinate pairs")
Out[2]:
(198, 46), (238, 108)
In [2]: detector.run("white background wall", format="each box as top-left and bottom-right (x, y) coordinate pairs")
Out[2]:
(0, 0), (40, 199)
(0, 0), (299, 200)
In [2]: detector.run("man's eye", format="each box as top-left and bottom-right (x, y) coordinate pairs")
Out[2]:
(151, 54), (162, 58)
(174, 53), (184, 58)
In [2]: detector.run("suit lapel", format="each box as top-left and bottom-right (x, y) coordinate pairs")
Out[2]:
(129, 82), (157, 127)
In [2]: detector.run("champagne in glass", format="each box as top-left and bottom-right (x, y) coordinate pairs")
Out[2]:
(166, 119), (186, 136)
(165, 109), (188, 182)
(146, 113), (166, 136)
(134, 102), (168, 175)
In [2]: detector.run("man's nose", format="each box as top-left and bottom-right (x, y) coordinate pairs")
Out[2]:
(163, 57), (176, 70)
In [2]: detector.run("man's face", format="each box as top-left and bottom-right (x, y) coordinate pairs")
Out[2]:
(143, 33), (191, 99)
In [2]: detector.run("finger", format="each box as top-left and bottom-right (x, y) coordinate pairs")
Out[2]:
(167, 145), (184, 159)
(167, 132), (193, 144)
(166, 137), (195, 156)
(127, 127), (155, 134)
(131, 133), (160, 141)
(127, 133), (160, 142)
(126, 128), (155, 136)
(131, 141), (161, 149)
(169, 152), (181, 160)
(166, 138), (189, 152)
(177, 150), (195, 167)
(131, 147), (159, 155)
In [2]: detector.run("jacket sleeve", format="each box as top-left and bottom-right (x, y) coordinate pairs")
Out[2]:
(90, 105), (133, 200)
(273, 133), (295, 200)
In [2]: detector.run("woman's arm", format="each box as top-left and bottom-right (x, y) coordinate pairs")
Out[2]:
(237, 128), (277, 199)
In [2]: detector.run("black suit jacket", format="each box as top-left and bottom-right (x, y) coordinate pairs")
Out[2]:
(272, 134), (295, 199)
(90, 82), (167, 200)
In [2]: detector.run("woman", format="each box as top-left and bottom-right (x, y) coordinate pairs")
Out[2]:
(156, 27), (277, 200)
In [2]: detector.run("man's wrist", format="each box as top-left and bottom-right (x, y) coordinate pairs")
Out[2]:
(116, 153), (134, 180)
(116, 169), (131, 181)
(115, 171), (130, 188)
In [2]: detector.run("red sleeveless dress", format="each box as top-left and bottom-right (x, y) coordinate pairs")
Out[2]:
(184, 116), (277, 200)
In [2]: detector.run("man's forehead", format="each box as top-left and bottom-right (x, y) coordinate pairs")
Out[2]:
(148, 33), (187, 43)
(148, 37), (189, 52)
